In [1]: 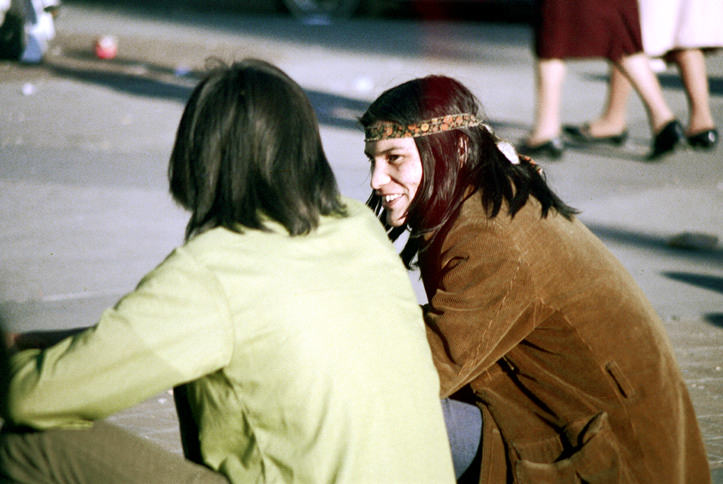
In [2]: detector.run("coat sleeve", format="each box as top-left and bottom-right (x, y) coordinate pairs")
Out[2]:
(423, 215), (540, 398)
(4, 247), (234, 429)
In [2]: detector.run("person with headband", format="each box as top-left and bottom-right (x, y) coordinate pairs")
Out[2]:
(0, 60), (456, 484)
(361, 75), (709, 483)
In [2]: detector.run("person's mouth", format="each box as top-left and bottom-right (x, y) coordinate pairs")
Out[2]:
(382, 193), (403, 208)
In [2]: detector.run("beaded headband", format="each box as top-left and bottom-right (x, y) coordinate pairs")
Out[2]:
(363, 112), (528, 166)
(364, 113), (481, 142)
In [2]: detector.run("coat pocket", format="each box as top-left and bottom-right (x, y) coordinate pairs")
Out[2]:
(513, 412), (633, 484)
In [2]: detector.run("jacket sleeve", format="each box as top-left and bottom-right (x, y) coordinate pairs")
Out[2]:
(424, 215), (540, 398)
(4, 247), (234, 429)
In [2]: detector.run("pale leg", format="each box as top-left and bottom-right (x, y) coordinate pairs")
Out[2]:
(587, 64), (633, 137)
(669, 48), (715, 135)
(616, 52), (675, 134)
(527, 58), (566, 145)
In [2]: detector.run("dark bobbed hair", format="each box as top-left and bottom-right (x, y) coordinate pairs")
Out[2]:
(169, 58), (345, 240)
(360, 75), (577, 267)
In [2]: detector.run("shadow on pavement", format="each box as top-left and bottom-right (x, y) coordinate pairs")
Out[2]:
(661, 273), (723, 329)
(50, 62), (192, 101)
(585, 72), (723, 97)
(659, 72), (723, 97)
(703, 313), (723, 329)
(662, 272), (723, 295)
(561, 140), (652, 162)
(585, 224), (723, 262)
(45, 56), (368, 132)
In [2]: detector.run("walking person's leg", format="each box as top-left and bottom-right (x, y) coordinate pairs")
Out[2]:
(616, 52), (675, 132)
(564, 63), (632, 144)
(520, 58), (566, 158)
(589, 64), (633, 137)
(669, 47), (718, 147)
(530, 58), (566, 143)
(616, 52), (683, 158)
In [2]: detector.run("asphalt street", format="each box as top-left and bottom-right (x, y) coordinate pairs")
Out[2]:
(1, 2), (721, 480)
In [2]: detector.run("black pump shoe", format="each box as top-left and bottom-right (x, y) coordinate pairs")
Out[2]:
(518, 137), (564, 159)
(648, 120), (684, 160)
(687, 129), (718, 150)
(563, 124), (628, 145)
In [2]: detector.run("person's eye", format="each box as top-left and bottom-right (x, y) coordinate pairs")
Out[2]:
(387, 154), (402, 163)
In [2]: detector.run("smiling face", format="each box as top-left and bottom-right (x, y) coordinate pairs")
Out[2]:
(365, 137), (423, 227)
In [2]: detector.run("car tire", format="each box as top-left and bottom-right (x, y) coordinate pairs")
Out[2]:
(281, 0), (361, 20)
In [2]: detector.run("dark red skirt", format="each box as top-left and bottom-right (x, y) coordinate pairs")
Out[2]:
(534, 0), (643, 61)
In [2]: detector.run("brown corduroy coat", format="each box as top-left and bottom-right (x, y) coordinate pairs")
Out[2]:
(420, 192), (710, 483)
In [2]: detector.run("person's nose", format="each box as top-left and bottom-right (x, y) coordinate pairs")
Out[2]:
(370, 162), (391, 190)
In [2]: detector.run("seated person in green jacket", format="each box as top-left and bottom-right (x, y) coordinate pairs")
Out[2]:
(0, 59), (456, 484)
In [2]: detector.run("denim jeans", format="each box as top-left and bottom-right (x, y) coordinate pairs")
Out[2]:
(441, 397), (483, 480)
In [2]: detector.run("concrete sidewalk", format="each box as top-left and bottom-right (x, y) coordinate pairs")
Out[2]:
(1, 3), (721, 480)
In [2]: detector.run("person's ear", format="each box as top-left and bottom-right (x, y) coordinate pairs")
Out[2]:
(457, 134), (469, 166)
